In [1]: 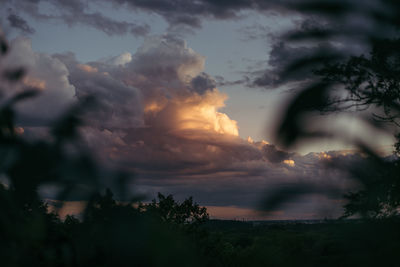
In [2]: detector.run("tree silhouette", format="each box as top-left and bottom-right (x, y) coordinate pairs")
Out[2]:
(139, 192), (209, 226)
(315, 38), (400, 135)
(261, 0), (400, 219)
(312, 38), (400, 218)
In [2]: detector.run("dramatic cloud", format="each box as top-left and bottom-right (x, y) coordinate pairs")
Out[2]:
(5, 34), (360, 219)
(67, 35), (247, 166)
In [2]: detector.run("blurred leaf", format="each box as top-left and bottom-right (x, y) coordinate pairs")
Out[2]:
(277, 82), (332, 146)
(281, 53), (342, 81)
(3, 68), (25, 82)
(286, 29), (338, 41)
(10, 89), (40, 103)
(0, 38), (8, 55)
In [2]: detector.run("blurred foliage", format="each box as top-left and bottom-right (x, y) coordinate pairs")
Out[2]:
(311, 37), (400, 217)
(315, 38), (400, 133)
(340, 156), (400, 218)
(264, 0), (400, 219)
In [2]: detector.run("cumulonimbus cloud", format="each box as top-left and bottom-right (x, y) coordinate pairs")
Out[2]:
(3, 34), (360, 219)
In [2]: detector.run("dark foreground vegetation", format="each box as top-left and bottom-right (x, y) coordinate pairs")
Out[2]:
(202, 219), (400, 267)
(9, 190), (400, 267)
(2, 185), (400, 267)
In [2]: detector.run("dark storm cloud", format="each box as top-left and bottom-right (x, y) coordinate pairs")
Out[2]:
(190, 72), (216, 94)
(262, 144), (292, 163)
(245, 0), (400, 90)
(109, 0), (286, 27)
(251, 41), (342, 88)
(247, 16), (373, 89)
(133, 150), (360, 215)
(61, 11), (150, 37)
(7, 12), (35, 34)
(2, 0), (149, 37)
(1, 0), (290, 36)
(214, 75), (250, 87)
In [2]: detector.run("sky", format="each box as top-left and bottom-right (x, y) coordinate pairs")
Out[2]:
(0, 0), (396, 220)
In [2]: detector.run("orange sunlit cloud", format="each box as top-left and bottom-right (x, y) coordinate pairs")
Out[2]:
(173, 90), (239, 136)
(283, 159), (295, 167)
(77, 64), (98, 73)
(23, 76), (47, 90)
